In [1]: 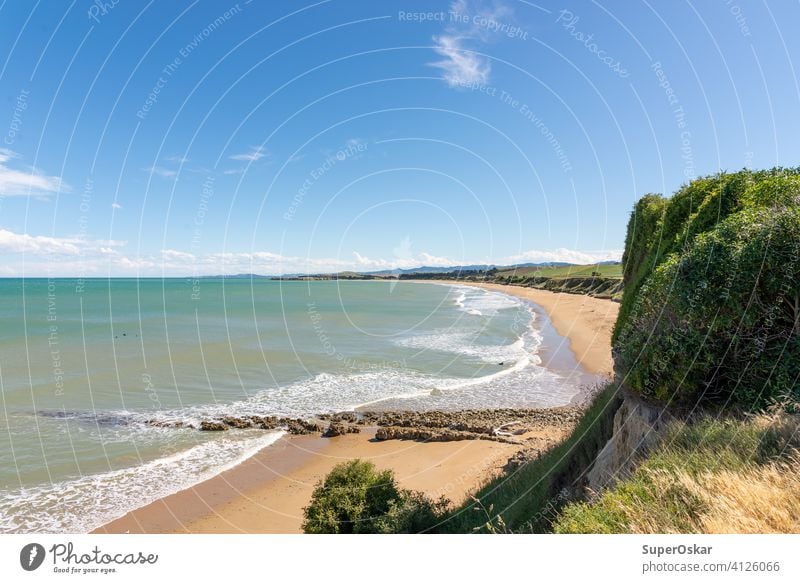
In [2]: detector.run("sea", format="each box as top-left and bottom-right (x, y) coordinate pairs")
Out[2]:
(0, 278), (593, 533)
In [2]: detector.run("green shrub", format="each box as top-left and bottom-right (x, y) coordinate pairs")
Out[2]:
(616, 206), (800, 409)
(302, 460), (447, 533)
(615, 194), (668, 343)
(615, 167), (800, 410)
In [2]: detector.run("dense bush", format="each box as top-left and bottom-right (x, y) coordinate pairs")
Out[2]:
(615, 194), (669, 343)
(302, 460), (447, 533)
(615, 168), (800, 410)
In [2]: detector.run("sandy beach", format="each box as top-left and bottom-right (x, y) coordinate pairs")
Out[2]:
(95, 283), (618, 534)
(444, 282), (619, 377)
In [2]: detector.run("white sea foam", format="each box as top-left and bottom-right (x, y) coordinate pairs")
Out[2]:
(398, 287), (542, 364)
(0, 430), (283, 534)
(449, 285), (520, 316)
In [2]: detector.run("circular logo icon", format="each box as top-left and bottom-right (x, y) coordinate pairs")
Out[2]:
(20, 543), (46, 571)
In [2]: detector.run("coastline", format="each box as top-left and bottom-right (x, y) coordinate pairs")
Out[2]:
(95, 282), (618, 534)
(433, 281), (619, 378)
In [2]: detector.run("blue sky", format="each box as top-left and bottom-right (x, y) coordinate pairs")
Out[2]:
(0, 0), (798, 276)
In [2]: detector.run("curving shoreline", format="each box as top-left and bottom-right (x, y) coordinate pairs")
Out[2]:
(94, 283), (618, 534)
(435, 281), (619, 377)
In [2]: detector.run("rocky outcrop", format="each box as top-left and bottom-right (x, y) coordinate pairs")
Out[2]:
(187, 407), (582, 444)
(285, 419), (322, 435)
(371, 408), (581, 444)
(200, 420), (228, 431)
(195, 415), (319, 433)
(586, 391), (672, 492)
(322, 422), (361, 437)
(374, 426), (514, 443)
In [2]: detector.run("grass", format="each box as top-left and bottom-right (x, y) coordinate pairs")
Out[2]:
(495, 263), (623, 279)
(433, 383), (622, 533)
(553, 412), (800, 533)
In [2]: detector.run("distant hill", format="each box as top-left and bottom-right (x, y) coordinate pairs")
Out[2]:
(364, 264), (495, 276)
(199, 261), (621, 280)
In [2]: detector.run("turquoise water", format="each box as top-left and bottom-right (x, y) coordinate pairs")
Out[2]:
(0, 279), (589, 533)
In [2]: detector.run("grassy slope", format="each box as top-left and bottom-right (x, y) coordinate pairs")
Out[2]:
(495, 263), (623, 279)
(434, 384), (622, 533)
(554, 414), (800, 533)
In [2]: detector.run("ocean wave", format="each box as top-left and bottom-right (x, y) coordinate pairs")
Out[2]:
(0, 430), (284, 534)
(449, 285), (521, 316)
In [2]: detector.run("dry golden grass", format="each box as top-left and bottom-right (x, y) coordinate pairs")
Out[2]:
(685, 454), (800, 533)
(554, 412), (800, 534)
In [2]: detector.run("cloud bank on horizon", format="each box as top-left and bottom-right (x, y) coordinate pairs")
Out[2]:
(0, 225), (620, 277)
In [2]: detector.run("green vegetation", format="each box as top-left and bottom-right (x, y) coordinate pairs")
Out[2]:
(554, 413), (800, 533)
(495, 263), (623, 279)
(489, 263), (624, 300)
(614, 168), (800, 409)
(434, 384), (622, 533)
(302, 460), (447, 533)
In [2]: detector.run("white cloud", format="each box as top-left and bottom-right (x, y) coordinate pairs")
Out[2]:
(143, 165), (177, 178)
(0, 148), (65, 197)
(429, 0), (512, 87)
(0, 229), (81, 255)
(111, 202), (122, 209)
(0, 228), (126, 257)
(230, 146), (267, 162)
(0, 227), (621, 276)
(418, 252), (455, 266)
(431, 34), (490, 87)
(503, 248), (623, 265)
(160, 249), (195, 261)
(164, 155), (190, 164)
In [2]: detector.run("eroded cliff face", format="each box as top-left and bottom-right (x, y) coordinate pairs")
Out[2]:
(586, 391), (672, 493)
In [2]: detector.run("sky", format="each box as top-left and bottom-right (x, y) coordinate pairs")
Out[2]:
(0, 0), (799, 276)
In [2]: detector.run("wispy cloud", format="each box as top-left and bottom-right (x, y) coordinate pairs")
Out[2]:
(111, 202), (122, 209)
(431, 34), (490, 87)
(0, 149), (65, 197)
(229, 146), (268, 162)
(429, 0), (512, 88)
(142, 165), (177, 178)
(164, 155), (190, 164)
(160, 249), (195, 261)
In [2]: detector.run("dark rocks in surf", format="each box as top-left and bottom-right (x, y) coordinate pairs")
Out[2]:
(367, 407), (581, 444)
(140, 406), (582, 445)
(285, 419), (322, 435)
(200, 420), (228, 431)
(221, 416), (253, 429)
(322, 422), (360, 438)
